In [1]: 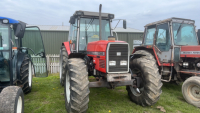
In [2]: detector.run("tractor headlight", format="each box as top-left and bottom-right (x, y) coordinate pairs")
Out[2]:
(109, 61), (116, 66)
(120, 61), (127, 65)
(197, 63), (200, 68)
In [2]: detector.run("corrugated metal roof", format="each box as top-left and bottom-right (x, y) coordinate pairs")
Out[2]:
(27, 25), (69, 31)
(27, 25), (143, 33)
(113, 27), (143, 33)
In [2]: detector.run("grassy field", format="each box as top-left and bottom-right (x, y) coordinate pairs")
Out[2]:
(24, 74), (200, 113)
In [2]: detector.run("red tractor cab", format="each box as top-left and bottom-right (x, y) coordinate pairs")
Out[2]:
(132, 17), (200, 107)
(59, 5), (162, 113)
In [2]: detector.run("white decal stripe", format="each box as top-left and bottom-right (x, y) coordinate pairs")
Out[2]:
(181, 51), (200, 54)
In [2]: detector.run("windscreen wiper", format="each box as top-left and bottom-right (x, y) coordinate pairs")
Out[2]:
(175, 21), (184, 37)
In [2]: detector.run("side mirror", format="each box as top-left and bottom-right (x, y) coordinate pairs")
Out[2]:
(69, 16), (75, 24)
(14, 22), (26, 38)
(123, 20), (127, 29)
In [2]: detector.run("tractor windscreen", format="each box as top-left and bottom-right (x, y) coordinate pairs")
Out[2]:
(79, 18), (110, 51)
(0, 23), (10, 82)
(173, 23), (198, 46)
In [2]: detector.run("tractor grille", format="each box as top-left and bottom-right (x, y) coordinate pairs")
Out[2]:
(99, 59), (105, 68)
(107, 43), (129, 72)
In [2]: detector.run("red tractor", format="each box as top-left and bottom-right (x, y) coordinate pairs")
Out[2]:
(132, 18), (200, 107)
(59, 4), (162, 113)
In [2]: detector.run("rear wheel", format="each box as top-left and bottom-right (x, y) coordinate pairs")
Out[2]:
(127, 57), (162, 106)
(20, 56), (33, 94)
(182, 76), (200, 108)
(0, 86), (24, 113)
(60, 46), (68, 86)
(64, 58), (90, 113)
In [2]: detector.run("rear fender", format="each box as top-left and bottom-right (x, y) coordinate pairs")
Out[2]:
(62, 42), (71, 55)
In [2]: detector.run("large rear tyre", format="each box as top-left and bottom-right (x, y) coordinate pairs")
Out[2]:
(64, 58), (90, 113)
(127, 58), (162, 106)
(20, 56), (33, 94)
(0, 86), (24, 113)
(60, 46), (68, 86)
(182, 76), (200, 108)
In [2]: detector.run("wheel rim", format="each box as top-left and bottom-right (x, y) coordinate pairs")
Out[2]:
(28, 61), (32, 87)
(129, 68), (144, 96)
(17, 96), (22, 113)
(65, 71), (70, 103)
(59, 51), (63, 83)
(187, 84), (200, 101)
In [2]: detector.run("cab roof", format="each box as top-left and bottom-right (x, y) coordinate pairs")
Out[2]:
(0, 16), (19, 24)
(73, 10), (114, 19)
(145, 17), (195, 27)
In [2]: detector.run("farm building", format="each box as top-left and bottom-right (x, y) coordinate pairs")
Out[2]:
(27, 25), (144, 54)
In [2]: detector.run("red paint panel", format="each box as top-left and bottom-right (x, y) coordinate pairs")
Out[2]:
(87, 40), (125, 52)
(181, 46), (200, 51)
(63, 42), (71, 55)
(92, 57), (106, 73)
(180, 46), (200, 58)
(87, 40), (125, 73)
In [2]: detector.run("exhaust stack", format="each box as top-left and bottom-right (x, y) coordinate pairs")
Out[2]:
(99, 4), (102, 40)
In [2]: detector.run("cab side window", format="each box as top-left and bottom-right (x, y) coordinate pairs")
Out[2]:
(144, 26), (156, 45)
(156, 23), (171, 51)
(68, 19), (77, 51)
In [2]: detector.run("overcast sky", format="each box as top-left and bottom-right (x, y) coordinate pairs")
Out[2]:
(1, 0), (200, 30)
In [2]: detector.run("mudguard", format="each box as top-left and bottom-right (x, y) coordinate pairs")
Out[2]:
(63, 42), (71, 55)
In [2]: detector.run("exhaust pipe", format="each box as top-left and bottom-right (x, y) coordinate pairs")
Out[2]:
(99, 4), (102, 40)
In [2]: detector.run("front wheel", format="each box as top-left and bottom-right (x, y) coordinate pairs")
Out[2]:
(20, 56), (34, 94)
(0, 86), (24, 113)
(64, 58), (90, 113)
(60, 46), (68, 86)
(182, 76), (200, 108)
(127, 58), (162, 106)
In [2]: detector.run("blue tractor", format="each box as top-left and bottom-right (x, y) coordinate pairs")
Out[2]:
(0, 17), (48, 113)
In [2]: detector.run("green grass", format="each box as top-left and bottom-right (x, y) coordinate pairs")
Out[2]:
(24, 74), (200, 113)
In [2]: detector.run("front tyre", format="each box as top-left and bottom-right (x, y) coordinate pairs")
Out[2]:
(20, 56), (34, 94)
(60, 46), (68, 86)
(64, 58), (90, 113)
(182, 76), (200, 108)
(127, 58), (162, 106)
(0, 86), (24, 113)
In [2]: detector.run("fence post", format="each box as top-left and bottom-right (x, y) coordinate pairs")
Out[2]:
(46, 55), (50, 72)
